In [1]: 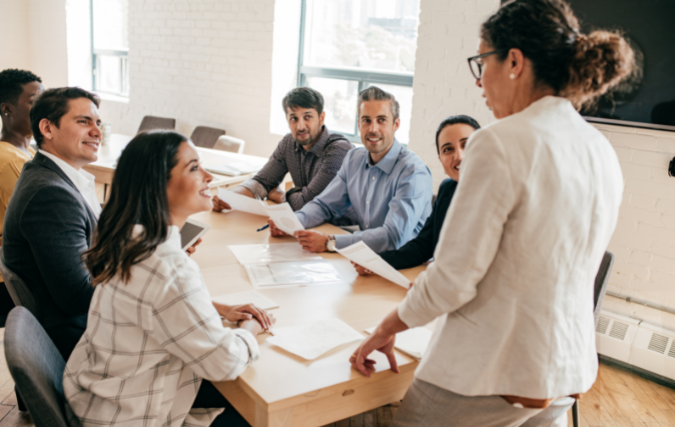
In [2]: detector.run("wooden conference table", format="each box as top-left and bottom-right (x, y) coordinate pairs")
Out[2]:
(84, 133), (269, 189)
(188, 206), (426, 427)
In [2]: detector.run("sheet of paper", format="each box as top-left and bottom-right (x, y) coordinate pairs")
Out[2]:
(229, 243), (322, 265)
(365, 326), (433, 360)
(268, 318), (364, 360)
(244, 260), (342, 287)
(212, 290), (279, 310)
(264, 203), (305, 235)
(218, 187), (268, 217)
(205, 161), (260, 176)
(336, 241), (411, 289)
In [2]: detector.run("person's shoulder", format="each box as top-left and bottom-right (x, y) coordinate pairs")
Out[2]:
(0, 143), (29, 166)
(438, 178), (458, 194)
(325, 132), (353, 149)
(397, 145), (431, 174)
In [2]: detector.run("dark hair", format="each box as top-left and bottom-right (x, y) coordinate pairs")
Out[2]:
(358, 86), (400, 121)
(482, 0), (635, 109)
(30, 87), (100, 148)
(435, 115), (481, 155)
(282, 87), (324, 115)
(84, 131), (185, 286)
(0, 69), (42, 105)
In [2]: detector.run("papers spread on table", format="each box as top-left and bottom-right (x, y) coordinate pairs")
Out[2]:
(268, 318), (364, 360)
(217, 187), (268, 217)
(264, 203), (305, 235)
(212, 290), (279, 310)
(205, 161), (260, 177)
(245, 260), (341, 287)
(365, 326), (433, 360)
(336, 241), (410, 289)
(229, 243), (321, 265)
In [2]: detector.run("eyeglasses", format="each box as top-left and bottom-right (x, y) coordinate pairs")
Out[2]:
(467, 50), (507, 80)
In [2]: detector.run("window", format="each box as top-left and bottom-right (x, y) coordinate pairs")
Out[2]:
(91, 0), (129, 97)
(298, 0), (420, 144)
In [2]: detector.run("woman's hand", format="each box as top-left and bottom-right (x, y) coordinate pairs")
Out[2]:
(350, 328), (399, 377)
(239, 318), (264, 336)
(212, 195), (232, 212)
(185, 238), (202, 256)
(268, 219), (288, 237)
(351, 261), (372, 276)
(214, 302), (274, 330)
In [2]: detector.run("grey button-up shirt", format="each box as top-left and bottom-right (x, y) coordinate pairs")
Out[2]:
(241, 126), (357, 225)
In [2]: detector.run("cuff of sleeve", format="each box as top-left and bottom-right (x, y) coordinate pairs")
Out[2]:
(240, 179), (268, 200)
(232, 328), (261, 362)
(333, 234), (355, 250)
(397, 272), (433, 328)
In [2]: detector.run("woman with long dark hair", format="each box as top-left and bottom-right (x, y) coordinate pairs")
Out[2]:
(63, 131), (272, 427)
(351, 0), (635, 425)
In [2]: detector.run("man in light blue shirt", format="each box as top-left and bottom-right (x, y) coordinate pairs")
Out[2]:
(268, 86), (432, 253)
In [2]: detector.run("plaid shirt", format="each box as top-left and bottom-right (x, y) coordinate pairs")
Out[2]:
(241, 126), (358, 225)
(63, 226), (259, 427)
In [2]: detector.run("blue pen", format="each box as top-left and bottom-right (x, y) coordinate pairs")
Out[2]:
(256, 224), (270, 232)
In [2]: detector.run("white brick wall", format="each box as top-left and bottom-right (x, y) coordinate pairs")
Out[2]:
(98, 0), (281, 158)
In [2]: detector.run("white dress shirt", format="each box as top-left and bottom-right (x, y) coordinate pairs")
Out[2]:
(38, 149), (102, 217)
(398, 96), (623, 399)
(63, 226), (260, 427)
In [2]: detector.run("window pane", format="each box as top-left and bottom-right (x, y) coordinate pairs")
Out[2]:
(366, 83), (412, 144)
(303, 0), (420, 73)
(97, 55), (128, 96)
(93, 0), (129, 51)
(305, 77), (359, 135)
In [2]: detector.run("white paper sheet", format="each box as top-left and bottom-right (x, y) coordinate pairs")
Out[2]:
(336, 241), (411, 289)
(212, 290), (279, 310)
(229, 243), (322, 265)
(264, 203), (305, 235)
(244, 260), (342, 287)
(365, 326), (432, 360)
(268, 318), (364, 360)
(217, 187), (268, 217)
(205, 161), (260, 176)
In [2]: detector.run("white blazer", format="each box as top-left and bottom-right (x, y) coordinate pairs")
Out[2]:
(399, 96), (623, 399)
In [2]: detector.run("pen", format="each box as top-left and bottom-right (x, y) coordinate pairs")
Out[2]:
(256, 224), (270, 232)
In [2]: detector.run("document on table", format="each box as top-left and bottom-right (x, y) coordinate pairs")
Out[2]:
(229, 243), (322, 265)
(245, 260), (342, 287)
(264, 203), (304, 235)
(268, 318), (364, 360)
(336, 241), (411, 289)
(217, 187), (268, 217)
(365, 326), (433, 360)
(205, 161), (260, 177)
(212, 290), (279, 310)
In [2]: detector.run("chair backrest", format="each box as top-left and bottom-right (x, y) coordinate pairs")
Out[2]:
(4, 307), (75, 427)
(213, 135), (245, 154)
(190, 126), (226, 148)
(0, 247), (38, 316)
(593, 251), (614, 327)
(137, 115), (176, 134)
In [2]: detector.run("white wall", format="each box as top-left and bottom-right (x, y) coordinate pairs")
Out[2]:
(0, 0), (31, 72)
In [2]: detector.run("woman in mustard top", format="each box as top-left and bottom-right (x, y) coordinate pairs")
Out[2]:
(0, 69), (43, 322)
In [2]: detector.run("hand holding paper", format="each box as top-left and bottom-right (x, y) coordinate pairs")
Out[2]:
(337, 241), (411, 289)
(217, 187), (268, 216)
(265, 203), (305, 235)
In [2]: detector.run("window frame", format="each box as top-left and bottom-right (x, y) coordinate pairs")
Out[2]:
(296, 0), (415, 143)
(90, 0), (129, 98)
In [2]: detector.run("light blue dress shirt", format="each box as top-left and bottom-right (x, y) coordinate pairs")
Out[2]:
(295, 140), (433, 252)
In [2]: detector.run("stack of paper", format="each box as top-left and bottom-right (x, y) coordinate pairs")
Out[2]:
(212, 290), (279, 310)
(268, 318), (364, 360)
(336, 241), (411, 289)
(364, 326), (433, 360)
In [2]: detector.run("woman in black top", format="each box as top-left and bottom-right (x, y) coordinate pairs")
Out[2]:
(353, 115), (480, 275)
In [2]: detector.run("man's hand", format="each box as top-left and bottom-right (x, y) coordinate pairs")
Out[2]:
(267, 187), (285, 204)
(212, 186), (255, 212)
(350, 328), (398, 377)
(268, 219), (289, 237)
(213, 302), (274, 330)
(294, 230), (329, 253)
(352, 261), (373, 276)
(185, 238), (202, 256)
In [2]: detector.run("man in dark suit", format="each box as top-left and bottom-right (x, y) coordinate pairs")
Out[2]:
(3, 87), (102, 360)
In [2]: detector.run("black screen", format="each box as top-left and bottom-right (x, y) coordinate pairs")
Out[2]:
(566, 0), (675, 131)
(180, 222), (204, 250)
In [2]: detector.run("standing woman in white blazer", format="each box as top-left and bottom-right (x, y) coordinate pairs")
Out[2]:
(350, 0), (636, 426)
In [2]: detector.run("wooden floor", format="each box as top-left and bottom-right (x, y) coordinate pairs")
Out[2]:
(0, 321), (673, 427)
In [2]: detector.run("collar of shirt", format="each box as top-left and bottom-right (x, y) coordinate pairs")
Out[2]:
(293, 125), (330, 156)
(364, 139), (402, 175)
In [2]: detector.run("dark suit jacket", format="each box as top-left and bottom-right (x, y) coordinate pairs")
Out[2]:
(2, 152), (96, 334)
(379, 178), (457, 270)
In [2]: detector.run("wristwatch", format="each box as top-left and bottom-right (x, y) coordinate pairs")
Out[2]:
(326, 235), (337, 252)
